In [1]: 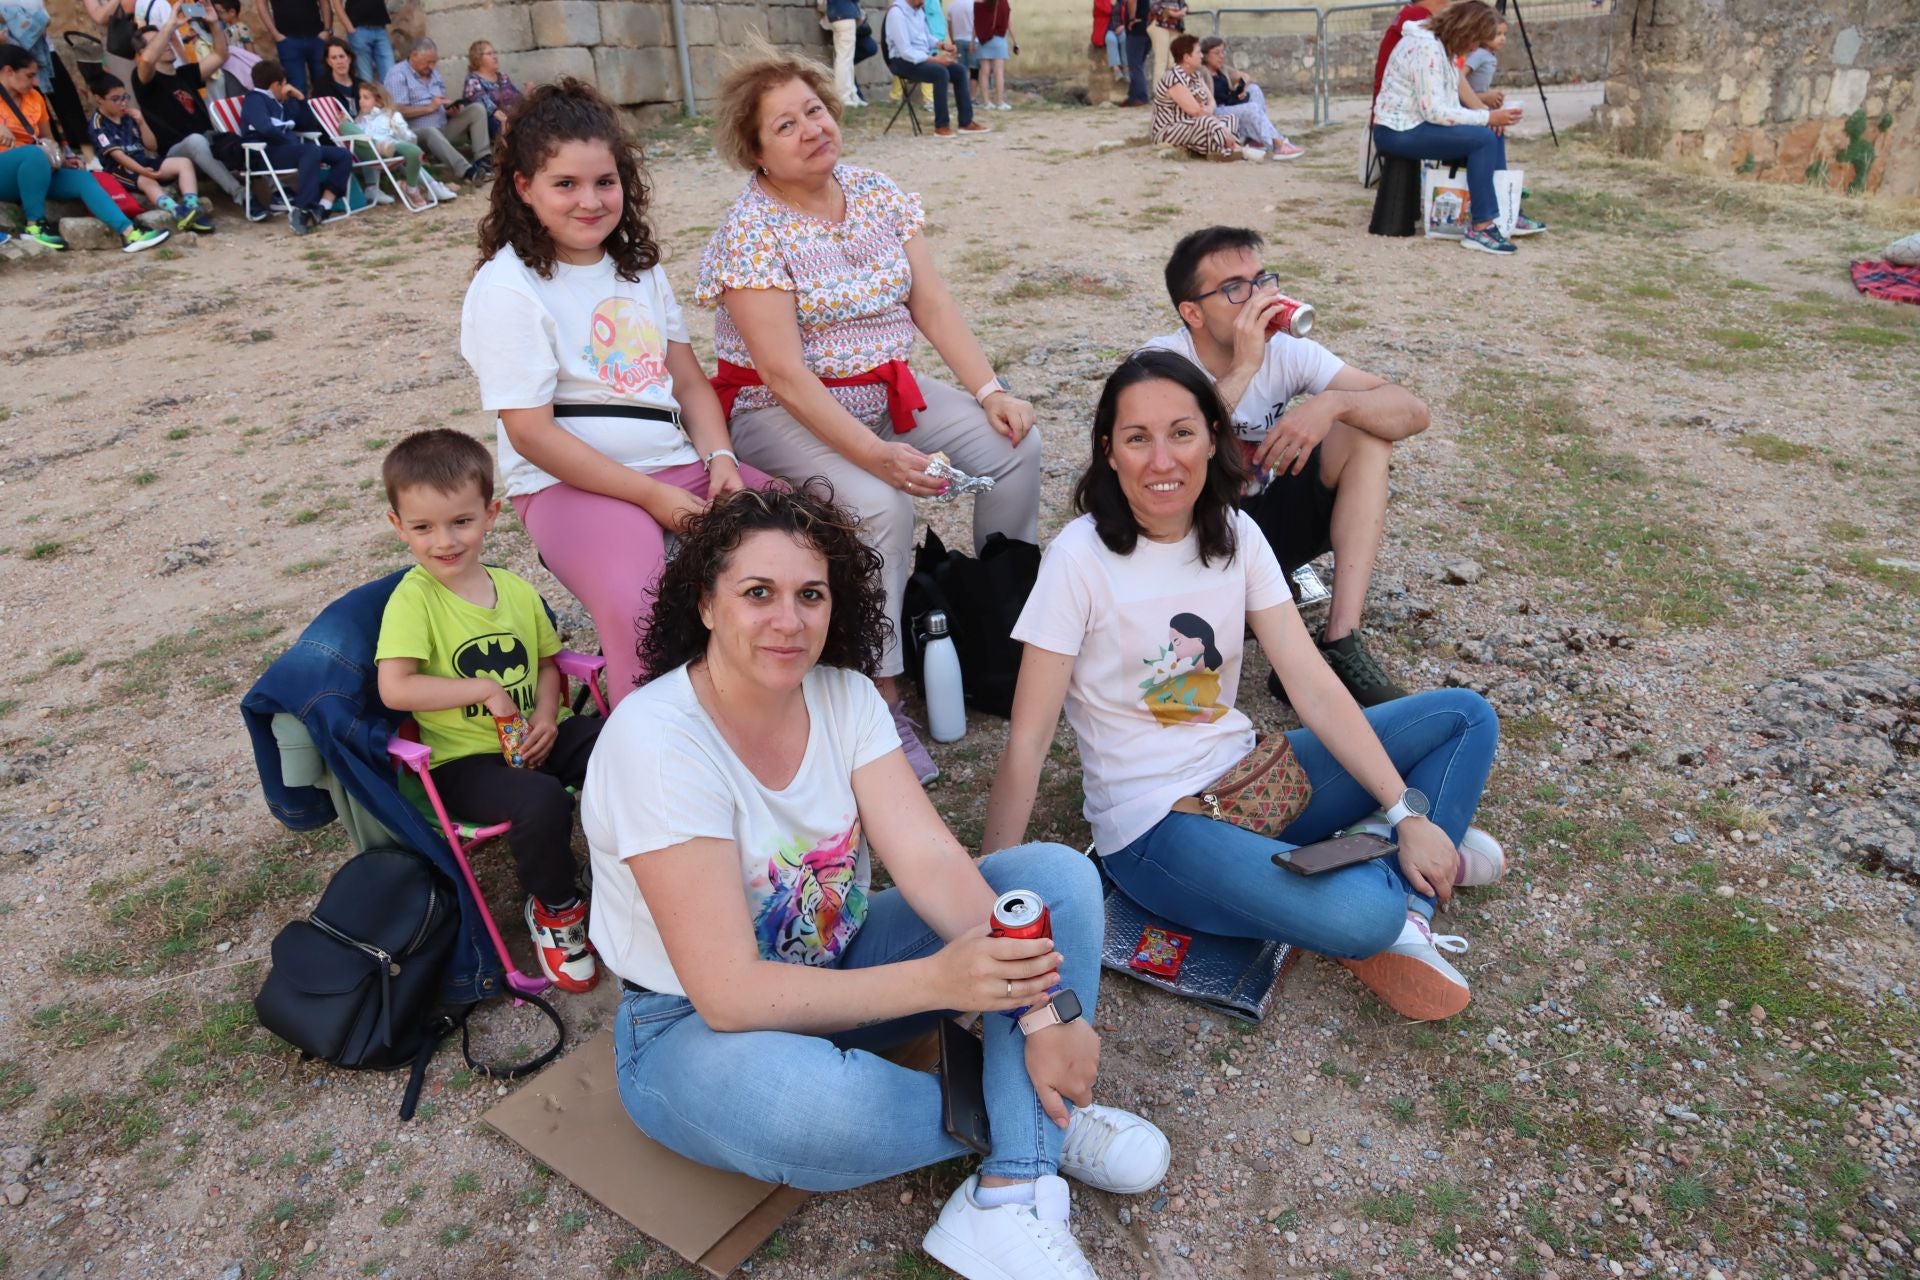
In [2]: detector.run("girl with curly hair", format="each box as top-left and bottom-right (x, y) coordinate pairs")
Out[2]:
(461, 79), (777, 704)
(582, 484), (1168, 1280)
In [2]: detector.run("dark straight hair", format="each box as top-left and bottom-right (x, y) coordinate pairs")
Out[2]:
(1072, 349), (1250, 568)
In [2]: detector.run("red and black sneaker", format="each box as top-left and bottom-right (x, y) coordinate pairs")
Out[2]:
(524, 896), (599, 994)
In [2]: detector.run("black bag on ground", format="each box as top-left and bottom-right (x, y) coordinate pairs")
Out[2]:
(901, 529), (1041, 719)
(255, 846), (460, 1119)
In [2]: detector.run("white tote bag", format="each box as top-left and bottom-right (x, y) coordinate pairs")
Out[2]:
(1421, 161), (1470, 238)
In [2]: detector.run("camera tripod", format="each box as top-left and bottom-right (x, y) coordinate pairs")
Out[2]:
(1497, 0), (1558, 146)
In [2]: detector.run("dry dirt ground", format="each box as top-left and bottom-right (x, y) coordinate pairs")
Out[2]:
(2, 90), (1919, 1280)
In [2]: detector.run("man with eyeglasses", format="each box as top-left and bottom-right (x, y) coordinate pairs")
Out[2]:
(1144, 225), (1430, 707)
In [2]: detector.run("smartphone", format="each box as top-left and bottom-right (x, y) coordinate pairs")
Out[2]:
(938, 1019), (990, 1155)
(1271, 831), (1396, 876)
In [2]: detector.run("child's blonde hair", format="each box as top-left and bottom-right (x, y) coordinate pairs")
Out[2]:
(357, 79), (394, 110)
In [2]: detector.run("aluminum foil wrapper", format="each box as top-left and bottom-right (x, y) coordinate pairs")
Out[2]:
(923, 455), (996, 501)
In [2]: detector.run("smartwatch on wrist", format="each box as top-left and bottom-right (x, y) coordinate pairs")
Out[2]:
(1383, 787), (1431, 829)
(1016, 988), (1082, 1036)
(972, 375), (1010, 405)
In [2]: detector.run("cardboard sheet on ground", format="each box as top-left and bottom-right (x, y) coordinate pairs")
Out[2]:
(483, 1030), (805, 1276)
(485, 1029), (941, 1276)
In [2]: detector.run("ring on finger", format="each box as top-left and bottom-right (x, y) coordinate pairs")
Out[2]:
(1005, 979), (1012, 997)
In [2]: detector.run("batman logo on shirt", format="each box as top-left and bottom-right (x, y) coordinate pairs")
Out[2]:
(452, 633), (531, 689)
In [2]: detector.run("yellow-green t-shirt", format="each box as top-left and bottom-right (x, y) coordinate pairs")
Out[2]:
(375, 565), (562, 764)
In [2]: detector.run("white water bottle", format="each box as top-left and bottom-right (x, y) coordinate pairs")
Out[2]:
(921, 611), (966, 743)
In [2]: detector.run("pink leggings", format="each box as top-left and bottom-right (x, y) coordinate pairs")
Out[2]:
(513, 461), (778, 706)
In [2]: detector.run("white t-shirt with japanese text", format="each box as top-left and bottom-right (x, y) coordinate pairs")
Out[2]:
(1011, 512), (1292, 855)
(582, 663), (902, 995)
(460, 245), (699, 498)
(1141, 326), (1345, 445)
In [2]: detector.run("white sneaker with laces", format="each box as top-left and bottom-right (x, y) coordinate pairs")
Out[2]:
(923, 1175), (1097, 1280)
(1342, 811), (1505, 888)
(427, 175), (459, 201)
(1340, 912), (1470, 1021)
(1058, 1105), (1169, 1195)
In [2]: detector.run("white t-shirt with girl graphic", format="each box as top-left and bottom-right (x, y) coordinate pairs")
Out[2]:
(1011, 511), (1291, 855)
(460, 245), (700, 498)
(582, 663), (902, 996)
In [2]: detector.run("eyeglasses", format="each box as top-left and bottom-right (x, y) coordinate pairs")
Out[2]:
(105, 94), (131, 103)
(1191, 271), (1280, 305)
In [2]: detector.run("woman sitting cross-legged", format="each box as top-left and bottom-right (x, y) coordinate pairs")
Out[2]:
(1372, 0), (1545, 254)
(1150, 33), (1246, 161)
(985, 351), (1505, 1022)
(585, 485), (1169, 1280)
(697, 49), (1043, 784)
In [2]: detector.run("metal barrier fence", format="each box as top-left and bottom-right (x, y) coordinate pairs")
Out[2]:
(1186, 0), (1614, 125)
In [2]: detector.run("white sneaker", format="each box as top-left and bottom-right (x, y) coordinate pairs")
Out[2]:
(1058, 1105), (1169, 1195)
(924, 1176), (1097, 1280)
(1342, 811), (1504, 889)
(426, 175), (459, 201)
(1340, 912), (1470, 1022)
(1456, 826), (1506, 886)
(370, 187), (396, 205)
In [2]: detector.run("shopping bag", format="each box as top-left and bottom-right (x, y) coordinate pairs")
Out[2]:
(1421, 160), (1470, 238)
(1493, 167), (1523, 239)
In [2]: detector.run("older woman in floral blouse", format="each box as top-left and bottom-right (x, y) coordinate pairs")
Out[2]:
(697, 49), (1041, 784)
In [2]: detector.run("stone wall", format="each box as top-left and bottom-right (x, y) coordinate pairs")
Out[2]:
(40, 0), (882, 115)
(1596, 0), (1919, 198)
(1222, 8), (1613, 101)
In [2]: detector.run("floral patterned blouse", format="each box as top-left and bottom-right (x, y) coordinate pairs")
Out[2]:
(696, 164), (926, 424)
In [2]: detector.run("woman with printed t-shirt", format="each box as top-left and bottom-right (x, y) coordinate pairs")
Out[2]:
(984, 350), (1506, 1023)
(460, 80), (775, 706)
(585, 484), (1168, 1280)
(698, 50), (1042, 784)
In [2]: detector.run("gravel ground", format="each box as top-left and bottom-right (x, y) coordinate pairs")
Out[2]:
(1, 89), (1917, 1280)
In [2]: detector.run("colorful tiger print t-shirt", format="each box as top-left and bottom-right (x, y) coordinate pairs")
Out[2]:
(583, 662), (902, 995)
(696, 165), (926, 427)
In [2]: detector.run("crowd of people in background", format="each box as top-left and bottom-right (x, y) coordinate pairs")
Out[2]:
(0, 0), (511, 251)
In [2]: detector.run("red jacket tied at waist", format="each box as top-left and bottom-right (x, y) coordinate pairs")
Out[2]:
(711, 358), (927, 436)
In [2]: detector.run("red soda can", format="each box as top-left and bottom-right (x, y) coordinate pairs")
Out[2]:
(1265, 294), (1316, 339)
(494, 713), (531, 768)
(989, 890), (1052, 941)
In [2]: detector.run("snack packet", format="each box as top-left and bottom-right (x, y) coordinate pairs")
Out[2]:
(924, 452), (996, 502)
(495, 713), (531, 768)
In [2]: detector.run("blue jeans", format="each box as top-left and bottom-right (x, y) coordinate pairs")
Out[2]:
(1105, 689), (1498, 960)
(1125, 30), (1149, 102)
(345, 26), (394, 85)
(0, 147), (132, 231)
(1105, 28), (1124, 69)
(275, 34), (328, 96)
(1372, 121), (1508, 224)
(887, 56), (973, 129)
(613, 843), (1102, 1190)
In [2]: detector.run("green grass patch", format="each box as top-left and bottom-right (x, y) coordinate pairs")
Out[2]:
(1843, 549), (1920, 595)
(26, 540), (63, 560)
(1736, 431), (1815, 464)
(0, 1060), (36, 1110)
(1831, 324), (1911, 348)
(27, 1001), (126, 1049)
(1455, 366), (1738, 628)
(996, 273), (1128, 304)
(107, 608), (284, 704)
(103, 835), (332, 967)
(1522, 187), (1691, 235)
(1706, 327), (1770, 351)
(1821, 520), (1867, 542)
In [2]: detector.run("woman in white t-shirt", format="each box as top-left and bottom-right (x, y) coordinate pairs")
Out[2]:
(461, 80), (777, 706)
(985, 350), (1504, 1023)
(584, 486), (1168, 1280)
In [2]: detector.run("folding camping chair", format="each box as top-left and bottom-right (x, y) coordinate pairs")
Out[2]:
(308, 95), (438, 213)
(882, 23), (924, 137)
(206, 95), (353, 223)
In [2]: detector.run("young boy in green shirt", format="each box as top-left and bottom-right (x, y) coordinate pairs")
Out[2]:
(375, 429), (602, 993)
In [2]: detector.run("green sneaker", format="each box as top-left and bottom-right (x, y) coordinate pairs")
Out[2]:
(23, 221), (68, 250)
(1318, 631), (1409, 707)
(121, 226), (170, 254)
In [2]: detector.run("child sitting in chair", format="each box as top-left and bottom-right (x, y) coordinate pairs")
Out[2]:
(375, 428), (602, 994)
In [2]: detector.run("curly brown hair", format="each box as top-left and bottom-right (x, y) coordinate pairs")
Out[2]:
(474, 79), (660, 282)
(637, 483), (890, 685)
